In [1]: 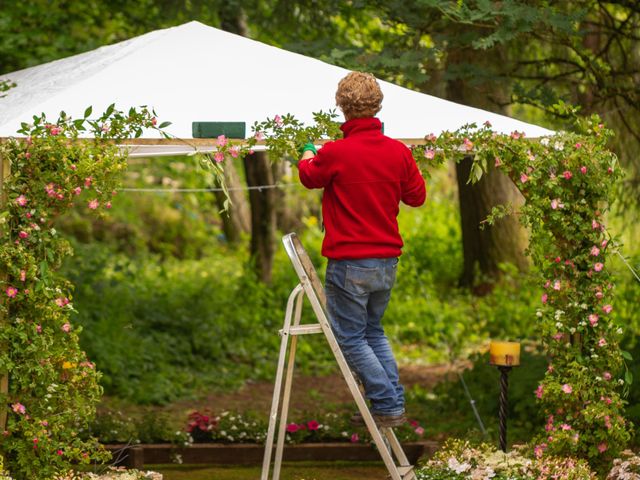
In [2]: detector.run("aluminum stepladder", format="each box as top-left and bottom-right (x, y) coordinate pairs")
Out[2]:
(260, 233), (417, 480)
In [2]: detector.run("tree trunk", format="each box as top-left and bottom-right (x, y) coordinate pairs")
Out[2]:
(446, 45), (529, 290)
(213, 158), (251, 245)
(243, 151), (276, 284)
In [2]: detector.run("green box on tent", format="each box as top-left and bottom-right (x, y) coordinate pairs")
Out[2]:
(192, 122), (246, 139)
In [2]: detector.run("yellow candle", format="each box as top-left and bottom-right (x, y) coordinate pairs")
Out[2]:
(489, 341), (521, 367)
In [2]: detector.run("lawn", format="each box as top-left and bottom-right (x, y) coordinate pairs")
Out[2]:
(151, 461), (389, 480)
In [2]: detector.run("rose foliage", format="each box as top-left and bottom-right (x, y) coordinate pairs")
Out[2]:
(412, 116), (630, 471)
(0, 106), (184, 479)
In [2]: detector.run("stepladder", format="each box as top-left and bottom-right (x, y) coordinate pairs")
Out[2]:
(261, 233), (417, 480)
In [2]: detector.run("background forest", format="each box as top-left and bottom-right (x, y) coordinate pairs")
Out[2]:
(1, 0), (639, 445)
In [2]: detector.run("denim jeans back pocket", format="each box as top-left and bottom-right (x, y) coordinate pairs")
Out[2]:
(345, 265), (385, 295)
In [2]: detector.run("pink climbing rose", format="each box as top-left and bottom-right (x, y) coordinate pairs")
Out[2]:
(602, 304), (613, 314)
(88, 199), (99, 210)
(562, 384), (573, 394)
(598, 338), (607, 347)
(286, 423), (299, 433)
(590, 246), (600, 256)
(350, 433), (359, 443)
(15, 195), (27, 206)
(580, 166), (587, 174)
(520, 173), (528, 183)
(535, 385), (544, 399)
(11, 403), (25, 415)
(424, 149), (435, 160)
(274, 115), (284, 128)
(594, 262), (604, 272)
(216, 135), (227, 147)
(307, 420), (319, 431)
(598, 442), (608, 453)
(563, 170), (572, 180)
(5, 286), (17, 298)
(214, 152), (224, 163)
(589, 314), (599, 327)
(62, 323), (71, 333)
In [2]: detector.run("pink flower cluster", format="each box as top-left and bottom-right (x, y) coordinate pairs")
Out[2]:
(285, 420), (320, 433)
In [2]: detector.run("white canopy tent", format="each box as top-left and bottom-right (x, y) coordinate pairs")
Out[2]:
(0, 21), (552, 157)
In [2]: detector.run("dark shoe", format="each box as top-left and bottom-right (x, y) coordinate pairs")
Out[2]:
(350, 411), (406, 428)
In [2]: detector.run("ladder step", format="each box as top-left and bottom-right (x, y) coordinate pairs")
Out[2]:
(398, 465), (414, 476)
(283, 324), (323, 335)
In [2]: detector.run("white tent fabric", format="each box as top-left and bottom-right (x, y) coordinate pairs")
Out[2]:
(0, 20), (553, 149)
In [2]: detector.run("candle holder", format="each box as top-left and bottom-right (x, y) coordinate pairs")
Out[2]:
(489, 341), (521, 453)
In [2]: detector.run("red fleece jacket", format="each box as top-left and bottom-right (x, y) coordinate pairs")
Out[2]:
(298, 117), (426, 259)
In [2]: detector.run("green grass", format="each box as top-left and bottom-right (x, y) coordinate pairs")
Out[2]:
(150, 461), (389, 480)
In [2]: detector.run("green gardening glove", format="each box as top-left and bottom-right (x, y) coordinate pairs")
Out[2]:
(297, 142), (317, 157)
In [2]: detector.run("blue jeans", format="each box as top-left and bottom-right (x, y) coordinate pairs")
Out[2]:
(325, 258), (404, 416)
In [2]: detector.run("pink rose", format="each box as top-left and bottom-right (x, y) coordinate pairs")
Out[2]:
(541, 293), (548, 304)
(285, 423), (299, 433)
(350, 433), (359, 443)
(590, 246), (600, 256)
(88, 199), (99, 210)
(592, 219), (600, 230)
(70, 164), (77, 171)
(535, 385), (544, 399)
(494, 157), (502, 167)
(553, 280), (561, 291)
(560, 424), (572, 431)
(11, 403), (26, 415)
(561, 384), (572, 394)
(151, 117), (157, 126)
(216, 135), (227, 147)
(49, 126), (61, 136)
(594, 262), (604, 272)
(415, 426), (425, 436)
(229, 146), (240, 158)
(520, 173), (528, 183)
(73, 187), (82, 195)
(602, 304), (613, 314)
(595, 291), (604, 299)
(574, 143), (582, 149)
(15, 195), (27, 206)
(254, 131), (264, 141)
(580, 166), (587, 174)
(598, 442), (607, 453)
(55, 297), (69, 307)
(214, 152), (224, 163)
(588, 314), (599, 327)
(36, 325), (42, 333)
(62, 323), (71, 333)
(598, 338), (607, 347)
(601, 240), (608, 248)
(424, 149), (435, 160)
(5, 286), (18, 298)
(563, 170), (572, 180)
(106, 202), (112, 209)
(307, 420), (319, 431)
(20, 270), (26, 282)
(19, 231), (28, 239)
(84, 177), (92, 188)
(274, 115), (284, 127)
(603, 372), (612, 381)
(57, 449), (63, 456)
(463, 138), (473, 151)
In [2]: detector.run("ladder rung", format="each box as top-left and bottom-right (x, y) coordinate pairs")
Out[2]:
(398, 465), (414, 476)
(283, 324), (323, 335)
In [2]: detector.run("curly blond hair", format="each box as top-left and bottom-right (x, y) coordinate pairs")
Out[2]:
(335, 71), (383, 119)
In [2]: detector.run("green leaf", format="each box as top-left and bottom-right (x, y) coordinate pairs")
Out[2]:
(622, 350), (633, 361)
(158, 121), (172, 129)
(625, 370), (633, 385)
(84, 106), (93, 118)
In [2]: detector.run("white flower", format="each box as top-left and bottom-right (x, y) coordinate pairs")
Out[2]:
(448, 457), (472, 474)
(540, 137), (550, 146)
(554, 141), (564, 151)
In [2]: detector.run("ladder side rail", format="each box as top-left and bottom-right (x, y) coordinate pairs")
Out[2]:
(272, 286), (305, 480)
(260, 284), (304, 480)
(382, 427), (414, 469)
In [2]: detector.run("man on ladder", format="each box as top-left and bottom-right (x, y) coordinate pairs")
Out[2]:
(296, 71), (426, 427)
